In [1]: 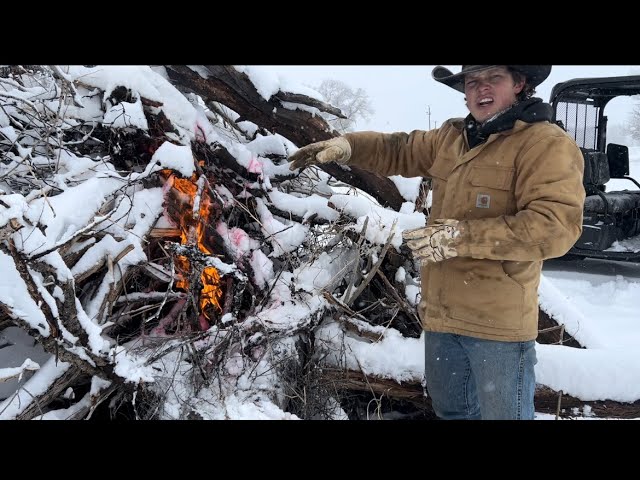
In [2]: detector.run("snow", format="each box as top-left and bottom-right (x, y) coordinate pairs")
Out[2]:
(279, 101), (322, 118)
(33, 392), (91, 420)
(389, 175), (422, 203)
(0, 194), (28, 228)
(608, 235), (640, 253)
(103, 99), (149, 130)
(105, 187), (164, 240)
(24, 175), (125, 249)
(317, 320), (424, 383)
(255, 198), (308, 257)
(268, 190), (339, 223)
(0, 251), (51, 335)
(151, 346), (298, 420)
(145, 141), (195, 179)
(70, 235), (133, 279)
(329, 193), (425, 249)
(536, 344), (640, 402)
(0, 356), (70, 420)
(111, 346), (156, 384)
(216, 223), (260, 260)
(293, 249), (356, 294)
(245, 134), (292, 158)
(186, 65), (211, 79)
(0, 328), (51, 402)
(227, 142), (293, 180)
(248, 271), (327, 328)
(0, 126), (19, 142)
(234, 66), (281, 101)
(0, 358), (40, 383)
(235, 65), (323, 103)
(250, 249), (274, 289)
(66, 66), (197, 141)
(526, 258), (640, 405)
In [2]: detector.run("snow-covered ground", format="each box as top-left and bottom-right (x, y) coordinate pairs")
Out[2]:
(0, 327), (50, 402)
(538, 258), (640, 407)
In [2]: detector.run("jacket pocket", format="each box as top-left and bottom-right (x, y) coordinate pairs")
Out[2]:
(469, 166), (515, 190)
(466, 166), (515, 217)
(443, 260), (524, 331)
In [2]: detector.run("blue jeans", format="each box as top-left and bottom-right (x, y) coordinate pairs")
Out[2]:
(424, 332), (536, 420)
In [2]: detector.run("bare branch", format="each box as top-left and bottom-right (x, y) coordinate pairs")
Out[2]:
(47, 66), (84, 108)
(274, 91), (346, 118)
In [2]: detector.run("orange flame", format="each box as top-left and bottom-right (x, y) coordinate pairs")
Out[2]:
(164, 169), (222, 319)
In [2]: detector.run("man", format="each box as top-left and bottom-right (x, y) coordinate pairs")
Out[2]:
(288, 65), (585, 420)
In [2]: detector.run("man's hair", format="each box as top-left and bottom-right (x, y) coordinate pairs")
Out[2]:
(508, 68), (536, 100)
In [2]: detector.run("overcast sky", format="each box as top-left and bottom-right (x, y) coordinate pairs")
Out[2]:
(258, 65), (640, 133)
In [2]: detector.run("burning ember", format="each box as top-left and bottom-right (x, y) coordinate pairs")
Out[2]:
(163, 169), (222, 324)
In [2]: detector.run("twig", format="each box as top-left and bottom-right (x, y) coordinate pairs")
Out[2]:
(375, 269), (421, 330)
(29, 207), (118, 260)
(206, 101), (252, 141)
(322, 290), (370, 324)
(47, 66), (84, 108)
(341, 217), (369, 303)
(351, 355), (383, 420)
(555, 324), (565, 420)
(0, 91), (39, 110)
(115, 291), (185, 304)
(0, 77), (30, 92)
(5, 239), (60, 338)
(0, 359), (40, 383)
(345, 219), (397, 306)
(145, 257), (176, 325)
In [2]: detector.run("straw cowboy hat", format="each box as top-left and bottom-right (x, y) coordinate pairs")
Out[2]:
(432, 65), (552, 93)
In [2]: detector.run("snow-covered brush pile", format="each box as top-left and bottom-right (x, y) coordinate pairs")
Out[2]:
(0, 65), (429, 420)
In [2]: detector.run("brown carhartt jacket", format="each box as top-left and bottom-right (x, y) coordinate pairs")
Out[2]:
(344, 118), (585, 342)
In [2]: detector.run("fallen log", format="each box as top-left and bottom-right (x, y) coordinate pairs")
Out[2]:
(537, 308), (583, 348)
(323, 368), (640, 419)
(15, 369), (89, 420)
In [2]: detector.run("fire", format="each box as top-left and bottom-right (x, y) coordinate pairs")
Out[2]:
(164, 170), (222, 320)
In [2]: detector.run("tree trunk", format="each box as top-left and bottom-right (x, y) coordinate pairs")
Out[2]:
(163, 65), (406, 210)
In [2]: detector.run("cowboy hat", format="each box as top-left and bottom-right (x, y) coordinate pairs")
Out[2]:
(432, 65), (552, 93)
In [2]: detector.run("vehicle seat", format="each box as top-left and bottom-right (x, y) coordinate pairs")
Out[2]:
(581, 148), (610, 195)
(581, 148), (640, 214)
(584, 192), (640, 213)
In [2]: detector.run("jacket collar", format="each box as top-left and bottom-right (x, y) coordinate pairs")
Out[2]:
(464, 98), (552, 148)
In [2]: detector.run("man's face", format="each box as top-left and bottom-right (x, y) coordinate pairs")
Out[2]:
(464, 66), (524, 123)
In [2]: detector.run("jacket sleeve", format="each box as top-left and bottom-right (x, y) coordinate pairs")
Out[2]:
(343, 126), (443, 178)
(456, 134), (585, 261)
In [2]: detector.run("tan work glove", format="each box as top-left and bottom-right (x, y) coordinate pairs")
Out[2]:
(402, 219), (461, 265)
(288, 137), (352, 171)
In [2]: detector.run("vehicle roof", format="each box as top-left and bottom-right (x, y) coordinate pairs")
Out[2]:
(550, 75), (640, 105)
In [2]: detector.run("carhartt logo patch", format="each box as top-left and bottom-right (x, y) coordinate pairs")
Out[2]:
(476, 194), (491, 209)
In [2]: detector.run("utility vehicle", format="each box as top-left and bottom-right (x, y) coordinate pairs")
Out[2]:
(551, 75), (640, 262)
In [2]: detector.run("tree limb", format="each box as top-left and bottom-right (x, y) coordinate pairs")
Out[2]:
(163, 65), (405, 210)
(273, 91), (346, 118)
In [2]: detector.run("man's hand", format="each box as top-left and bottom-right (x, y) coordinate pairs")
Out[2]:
(288, 137), (352, 171)
(402, 219), (461, 264)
